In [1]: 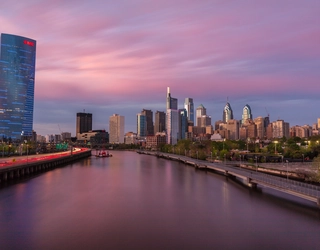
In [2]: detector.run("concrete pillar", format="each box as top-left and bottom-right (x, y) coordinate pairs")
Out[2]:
(9, 171), (14, 179)
(3, 172), (7, 181)
(15, 170), (20, 178)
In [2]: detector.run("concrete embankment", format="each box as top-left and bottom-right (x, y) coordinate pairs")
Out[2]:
(0, 149), (91, 183)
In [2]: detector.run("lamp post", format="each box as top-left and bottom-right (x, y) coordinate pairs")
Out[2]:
(27, 144), (29, 164)
(197, 151), (198, 160)
(302, 154), (304, 164)
(211, 151), (212, 162)
(255, 156), (258, 172)
(286, 160), (289, 181)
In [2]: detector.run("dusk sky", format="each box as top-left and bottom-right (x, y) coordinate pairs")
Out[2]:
(1, 0), (319, 136)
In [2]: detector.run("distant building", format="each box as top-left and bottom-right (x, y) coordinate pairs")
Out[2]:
(242, 104), (252, 125)
(0, 33), (36, 140)
(109, 114), (124, 143)
(154, 111), (166, 133)
(141, 109), (154, 135)
(226, 119), (239, 140)
(124, 132), (138, 144)
(166, 87), (177, 110)
(166, 109), (179, 145)
(146, 132), (166, 150)
(184, 98), (194, 123)
(179, 109), (188, 139)
(137, 113), (147, 137)
(223, 102), (233, 123)
(76, 112), (92, 135)
(196, 104), (206, 126)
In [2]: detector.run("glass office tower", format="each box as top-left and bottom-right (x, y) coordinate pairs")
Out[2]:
(0, 34), (36, 140)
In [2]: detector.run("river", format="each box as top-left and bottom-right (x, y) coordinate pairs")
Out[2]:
(0, 151), (319, 249)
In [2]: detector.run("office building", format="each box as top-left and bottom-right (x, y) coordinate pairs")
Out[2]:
(154, 111), (166, 133)
(141, 109), (154, 135)
(196, 104), (206, 126)
(0, 33), (36, 140)
(223, 102), (233, 123)
(166, 87), (177, 110)
(242, 104), (252, 124)
(76, 112), (92, 135)
(184, 98), (194, 123)
(179, 109), (188, 139)
(137, 112), (147, 137)
(166, 109), (179, 145)
(109, 114), (124, 143)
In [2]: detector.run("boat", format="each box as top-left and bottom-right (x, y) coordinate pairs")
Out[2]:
(96, 149), (112, 158)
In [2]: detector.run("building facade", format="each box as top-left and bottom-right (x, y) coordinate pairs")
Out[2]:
(141, 109), (154, 136)
(166, 87), (177, 110)
(184, 98), (194, 123)
(109, 114), (124, 143)
(223, 102), (233, 123)
(76, 112), (92, 135)
(137, 113), (146, 137)
(0, 33), (36, 140)
(242, 104), (252, 124)
(154, 111), (166, 133)
(196, 104), (206, 126)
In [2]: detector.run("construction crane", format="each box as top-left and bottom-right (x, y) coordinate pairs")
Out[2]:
(265, 107), (270, 118)
(58, 124), (63, 135)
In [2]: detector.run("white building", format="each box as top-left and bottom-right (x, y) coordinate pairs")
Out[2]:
(109, 114), (125, 143)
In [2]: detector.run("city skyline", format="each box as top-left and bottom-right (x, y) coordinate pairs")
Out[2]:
(1, 1), (319, 136)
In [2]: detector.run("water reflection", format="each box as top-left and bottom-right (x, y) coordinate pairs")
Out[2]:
(0, 151), (319, 249)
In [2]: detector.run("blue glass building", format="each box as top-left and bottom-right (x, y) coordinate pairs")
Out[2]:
(0, 34), (36, 140)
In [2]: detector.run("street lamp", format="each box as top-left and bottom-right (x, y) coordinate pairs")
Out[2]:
(302, 154), (304, 164)
(286, 160), (289, 181)
(255, 156), (258, 172)
(274, 141), (278, 154)
(211, 151), (212, 162)
(197, 151), (198, 160)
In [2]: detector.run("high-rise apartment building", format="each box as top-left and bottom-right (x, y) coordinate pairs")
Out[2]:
(76, 112), (92, 135)
(154, 111), (166, 133)
(223, 102), (233, 123)
(242, 104), (252, 124)
(141, 109), (154, 135)
(272, 120), (290, 138)
(109, 114), (124, 143)
(0, 33), (36, 140)
(184, 98), (194, 123)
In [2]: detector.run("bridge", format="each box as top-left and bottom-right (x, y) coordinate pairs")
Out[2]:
(0, 148), (91, 183)
(138, 151), (320, 208)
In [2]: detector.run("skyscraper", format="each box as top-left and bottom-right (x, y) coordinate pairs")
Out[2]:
(184, 98), (194, 123)
(109, 114), (124, 143)
(141, 109), (154, 135)
(137, 112), (146, 137)
(166, 87), (179, 144)
(223, 102), (233, 123)
(242, 104), (252, 124)
(166, 87), (177, 110)
(0, 33), (36, 140)
(196, 104), (206, 126)
(154, 111), (166, 133)
(76, 112), (92, 135)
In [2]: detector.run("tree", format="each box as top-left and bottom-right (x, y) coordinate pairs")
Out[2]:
(310, 156), (320, 183)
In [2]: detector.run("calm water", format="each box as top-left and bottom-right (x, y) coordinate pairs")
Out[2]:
(0, 151), (319, 250)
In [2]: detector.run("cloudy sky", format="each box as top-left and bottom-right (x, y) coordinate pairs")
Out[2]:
(1, 0), (319, 136)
